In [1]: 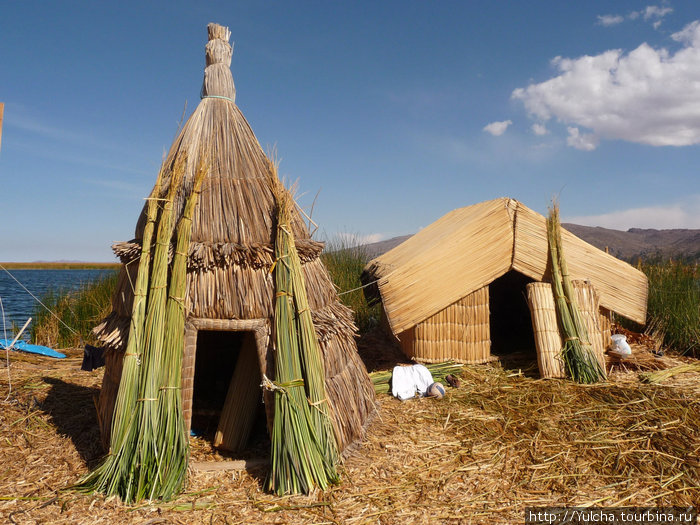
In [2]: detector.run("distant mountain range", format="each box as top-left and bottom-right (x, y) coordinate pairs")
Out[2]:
(362, 225), (700, 262)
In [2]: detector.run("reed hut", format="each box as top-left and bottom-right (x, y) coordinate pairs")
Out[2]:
(362, 198), (648, 375)
(93, 23), (375, 454)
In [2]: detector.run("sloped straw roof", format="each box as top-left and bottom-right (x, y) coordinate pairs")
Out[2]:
(94, 23), (375, 453)
(364, 198), (648, 335)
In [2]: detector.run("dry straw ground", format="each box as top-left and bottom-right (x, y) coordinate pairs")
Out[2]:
(1, 334), (698, 525)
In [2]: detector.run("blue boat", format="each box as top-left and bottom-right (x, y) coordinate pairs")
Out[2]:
(0, 339), (66, 359)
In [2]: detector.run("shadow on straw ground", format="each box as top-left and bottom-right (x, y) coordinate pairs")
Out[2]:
(39, 377), (104, 466)
(355, 327), (411, 373)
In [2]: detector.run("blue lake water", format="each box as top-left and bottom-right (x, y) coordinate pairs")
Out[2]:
(0, 268), (116, 339)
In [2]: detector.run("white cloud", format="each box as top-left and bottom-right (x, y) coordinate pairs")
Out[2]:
(531, 123), (549, 135)
(642, 5), (673, 21)
(597, 6), (672, 28)
(512, 21), (700, 150)
(565, 196), (700, 230)
(671, 20), (700, 44)
(597, 14), (625, 27)
(566, 127), (598, 151)
(483, 120), (512, 136)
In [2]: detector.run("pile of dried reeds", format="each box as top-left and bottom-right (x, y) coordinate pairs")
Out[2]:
(547, 205), (606, 383)
(76, 156), (206, 502)
(1, 344), (698, 523)
(266, 165), (339, 495)
(640, 362), (700, 383)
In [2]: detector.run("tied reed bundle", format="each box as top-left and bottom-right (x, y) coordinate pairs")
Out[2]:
(76, 154), (202, 502)
(154, 158), (207, 499)
(129, 154), (185, 501)
(266, 163), (339, 495)
(547, 204), (606, 384)
(76, 163), (166, 497)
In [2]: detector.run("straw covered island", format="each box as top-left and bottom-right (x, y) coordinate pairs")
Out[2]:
(91, 22), (376, 496)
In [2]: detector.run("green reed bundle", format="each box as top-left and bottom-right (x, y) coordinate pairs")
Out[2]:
(267, 165), (339, 495)
(76, 155), (197, 502)
(285, 224), (339, 468)
(76, 163), (166, 497)
(128, 155), (185, 501)
(547, 205), (605, 384)
(154, 158), (207, 499)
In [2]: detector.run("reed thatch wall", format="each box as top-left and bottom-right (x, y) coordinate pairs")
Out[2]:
(94, 22), (375, 454)
(397, 286), (490, 364)
(527, 282), (566, 379)
(527, 280), (609, 379)
(571, 280), (606, 374)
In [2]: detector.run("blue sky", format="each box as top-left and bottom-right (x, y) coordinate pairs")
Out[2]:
(1, 1), (699, 262)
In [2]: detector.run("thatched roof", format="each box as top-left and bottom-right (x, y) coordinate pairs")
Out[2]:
(364, 198), (649, 335)
(94, 23), (375, 453)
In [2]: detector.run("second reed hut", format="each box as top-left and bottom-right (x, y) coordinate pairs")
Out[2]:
(363, 198), (648, 369)
(93, 23), (375, 455)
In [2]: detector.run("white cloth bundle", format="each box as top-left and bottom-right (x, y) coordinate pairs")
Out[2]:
(391, 364), (434, 400)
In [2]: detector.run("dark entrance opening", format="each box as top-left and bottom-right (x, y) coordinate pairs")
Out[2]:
(489, 270), (536, 356)
(192, 330), (266, 453)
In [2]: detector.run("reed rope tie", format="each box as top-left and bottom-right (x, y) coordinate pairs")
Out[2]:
(124, 352), (141, 365)
(261, 374), (304, 393)
(200, 94), (235, 103)
(269, 255), (289, 274)
(337, 278), (379, 296)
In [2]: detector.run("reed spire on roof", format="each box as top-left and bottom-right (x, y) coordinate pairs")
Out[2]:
(202, 23), (235, 101)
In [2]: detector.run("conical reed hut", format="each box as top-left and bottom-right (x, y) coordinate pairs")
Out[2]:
(94, 23), (376, 458)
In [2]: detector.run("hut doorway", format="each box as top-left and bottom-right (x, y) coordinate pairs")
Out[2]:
(489, 270), (536, 357)
(182, 319), (270, 453)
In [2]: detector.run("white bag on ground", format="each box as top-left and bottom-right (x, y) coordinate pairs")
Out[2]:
(610, 334), (632, 356)
(391, 364), (434, 400)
